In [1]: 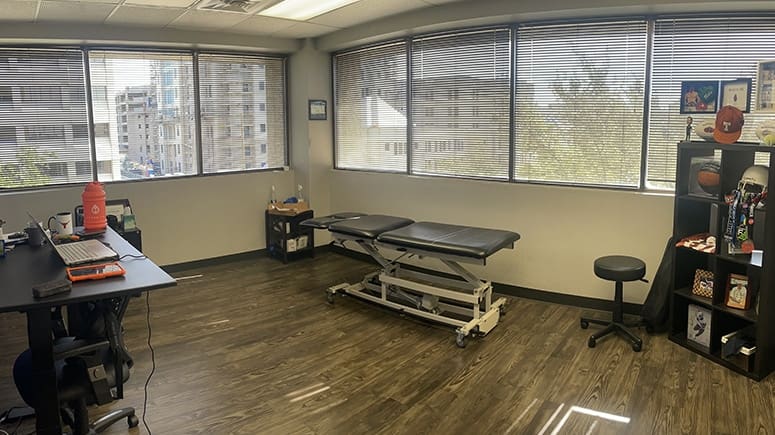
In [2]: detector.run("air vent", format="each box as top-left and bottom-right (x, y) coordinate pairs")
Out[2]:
(197, 0), (274, 14)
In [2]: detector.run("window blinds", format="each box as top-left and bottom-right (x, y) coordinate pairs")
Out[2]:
(198, 53), (287, 173)
(411, 28), (511, 179)
(514, 20), (648, 187)
(89, 50), (197, 180)
(0, 49), (89, 188)
(648, 17), (775, 189)
(334, 41), (407, 172)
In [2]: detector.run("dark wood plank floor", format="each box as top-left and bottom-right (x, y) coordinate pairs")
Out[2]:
(2, 252), (775, 434)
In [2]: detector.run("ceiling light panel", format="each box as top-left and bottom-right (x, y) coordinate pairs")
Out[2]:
(259, 0), (361, 21)
(126, 0), (198, 7)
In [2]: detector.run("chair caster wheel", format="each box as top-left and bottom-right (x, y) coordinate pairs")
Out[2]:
(632, 342), (642, 352)
(580, 319), (589, 329)
(128, 414), (139, 428)
(645, 324), (654, 334)
(326, 292), (335, 304)
(588, 337), (596, 348)
(456, 333), (467, 348)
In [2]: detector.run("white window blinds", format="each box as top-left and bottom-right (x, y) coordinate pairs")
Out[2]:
(198, 53), (286, 173)
(648, 17), (775, 189)
(0, 49), (89, 188)
(89, 50), (197, 180)
(335, 42), (407, 172)
(411, 28), (511, 179)
(514, 20), (647, 187)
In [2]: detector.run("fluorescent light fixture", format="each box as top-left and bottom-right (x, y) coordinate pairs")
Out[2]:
(258, 0), (360, 21)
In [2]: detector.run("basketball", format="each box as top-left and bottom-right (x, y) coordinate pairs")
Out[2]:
(697, 161), (721, 194)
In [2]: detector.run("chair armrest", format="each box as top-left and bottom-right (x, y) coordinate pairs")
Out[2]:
(53, 338), (110, 361)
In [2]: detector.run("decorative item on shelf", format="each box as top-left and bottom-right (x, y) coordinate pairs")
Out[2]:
(688, 156), (721, 197)
(681, 80), (719, 114)
(724, 165), (768, 254)
(725, 273), (752, 310)
(687, 304), (712, 348)
(692, 269), (714, 298)
(675, 232), (716, 253)
(755, 60), (775, 112)
(694, 118), (716, 141)
(755, 120), (775, 146)
(713, 105), (745, 144)
(720, 78), (752, 113)
(685, 116), (694, 141)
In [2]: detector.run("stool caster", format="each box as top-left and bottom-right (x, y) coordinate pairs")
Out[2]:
(632, 341), (642, 352)
(456, 333), (467, 348)
(326, 292), (335, 304)
(588, 336), (596, 348)
(580, 319), (589, 329)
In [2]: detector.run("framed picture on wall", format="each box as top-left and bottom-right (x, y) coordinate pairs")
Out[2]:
(720, 78), (752, 113)
(308, 99), (327, 121)
(756, 60), (775, 112)
(680, 80), (719, 114)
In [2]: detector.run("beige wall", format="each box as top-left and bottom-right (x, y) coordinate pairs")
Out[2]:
(329, 171), (674, 303)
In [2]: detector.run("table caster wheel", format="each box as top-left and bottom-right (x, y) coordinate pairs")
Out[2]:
(326, 292), (335, 304)
(580, 319), (589, 329)
(588, 336), (596, 348)
(632, 342), (642, 352)
(128, 414), (139, 428)
(499, 306), (506, 317)
(456, 333), (467, 348)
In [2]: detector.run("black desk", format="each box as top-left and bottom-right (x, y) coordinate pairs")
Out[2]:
(0, 227), (176, 435)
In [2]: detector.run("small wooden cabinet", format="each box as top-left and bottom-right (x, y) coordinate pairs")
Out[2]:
(265, 209), (314, 264)
(670, 141), (775, 380)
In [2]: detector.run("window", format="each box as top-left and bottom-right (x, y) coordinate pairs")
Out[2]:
(648, 17), (775, 189)
(89, 50), (197, 181)
(412, 28), (511, 179)
(75, 161), (92, 176)
(0, 48), (89, 188)
(514, 20), (647, 186)
(198, 53), (286, 173)
(72, 124), (88, 139)
(335, 41), (407, 171)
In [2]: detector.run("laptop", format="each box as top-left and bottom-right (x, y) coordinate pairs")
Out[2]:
(28, 212), (119, 266)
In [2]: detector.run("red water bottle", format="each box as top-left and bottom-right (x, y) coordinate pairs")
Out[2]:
(82, 182), (106, 232)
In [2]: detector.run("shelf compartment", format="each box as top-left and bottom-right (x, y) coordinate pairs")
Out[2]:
(714, 303), (758, 323)
(674, 286), (714, 307)
(669, 334), (761, 380)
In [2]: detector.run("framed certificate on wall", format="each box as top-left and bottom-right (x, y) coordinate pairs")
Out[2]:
(756, 60), (775, 112)
(720, 78), (752, 113)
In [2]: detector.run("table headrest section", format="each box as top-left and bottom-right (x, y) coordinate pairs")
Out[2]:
(329, 215), (414, 240)
(377, 222), (521, 259)
(300, 212), (368, 229)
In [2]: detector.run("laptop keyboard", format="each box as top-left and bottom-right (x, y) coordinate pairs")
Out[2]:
(58, 243), (94, 263)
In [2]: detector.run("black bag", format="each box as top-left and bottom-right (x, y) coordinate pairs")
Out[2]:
(641, 237), (674, 333)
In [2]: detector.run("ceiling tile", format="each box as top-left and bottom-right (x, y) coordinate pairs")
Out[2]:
(126, 0), (197, 7)
(310, 0), (427, 28)
(106, 5), (183, 27)
(0, 0), (38, 22)
(422, 0), (468, 4)
(38, 1), (116, 22)
(228, 15), (296, 36)
(167, 9), (250, 30)
(270, 21), (339, 39)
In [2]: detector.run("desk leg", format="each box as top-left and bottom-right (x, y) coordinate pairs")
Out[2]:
(27, 308), (62, 435)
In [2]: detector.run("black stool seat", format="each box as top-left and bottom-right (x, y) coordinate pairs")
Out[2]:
(582, 255), (647, 352)
(594, 255), (646, 282)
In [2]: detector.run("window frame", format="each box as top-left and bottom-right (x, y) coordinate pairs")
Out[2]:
(0, 45), (289, 192)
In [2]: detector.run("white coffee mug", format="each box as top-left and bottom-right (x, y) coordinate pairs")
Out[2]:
(48, 212), (73, 236)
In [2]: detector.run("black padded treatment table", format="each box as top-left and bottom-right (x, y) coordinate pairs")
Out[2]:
(302, 214), (520, 348)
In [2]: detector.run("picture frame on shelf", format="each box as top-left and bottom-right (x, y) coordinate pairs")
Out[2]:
(687, 304), (712, 348)
(756, 60), (775, 112)
(687, 156), (720, 198)
(725, 273), (751, 310)
(720, 78), (752, 113)
(680, 80), (719, 114)
(692, 269), (714, 298)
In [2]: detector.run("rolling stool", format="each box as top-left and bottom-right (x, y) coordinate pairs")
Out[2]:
(580, 255), (647, 352)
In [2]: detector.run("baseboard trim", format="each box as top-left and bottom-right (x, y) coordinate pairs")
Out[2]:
(330, 245), (643, 315)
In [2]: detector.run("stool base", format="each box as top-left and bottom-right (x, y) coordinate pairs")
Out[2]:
(580, 316), (642, 352)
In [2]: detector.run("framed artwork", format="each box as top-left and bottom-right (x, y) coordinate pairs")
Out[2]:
(680, 80), (719, 114)
(691, 269), (714, 298)
(720, 78), (752, 113)
(308, 99), (327, 121)
(687, 304), (712, 348)
(756, 60), (775, 112)
(725, 273), (751, 310)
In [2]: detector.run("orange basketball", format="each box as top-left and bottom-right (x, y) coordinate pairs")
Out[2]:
(697, 161), (721, 194)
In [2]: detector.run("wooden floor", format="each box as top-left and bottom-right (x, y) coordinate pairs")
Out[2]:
(2, 252), (775, 434)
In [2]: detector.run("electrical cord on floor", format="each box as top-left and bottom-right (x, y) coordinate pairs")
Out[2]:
(142, 291), (155, 435)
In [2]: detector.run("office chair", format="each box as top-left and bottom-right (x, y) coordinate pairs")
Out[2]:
(13, 298), (139, 434)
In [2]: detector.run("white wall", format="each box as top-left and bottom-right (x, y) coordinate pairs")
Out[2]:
(329, 171), (674, 303)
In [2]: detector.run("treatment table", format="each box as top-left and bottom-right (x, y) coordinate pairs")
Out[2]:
(302, 214), (520, 347)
